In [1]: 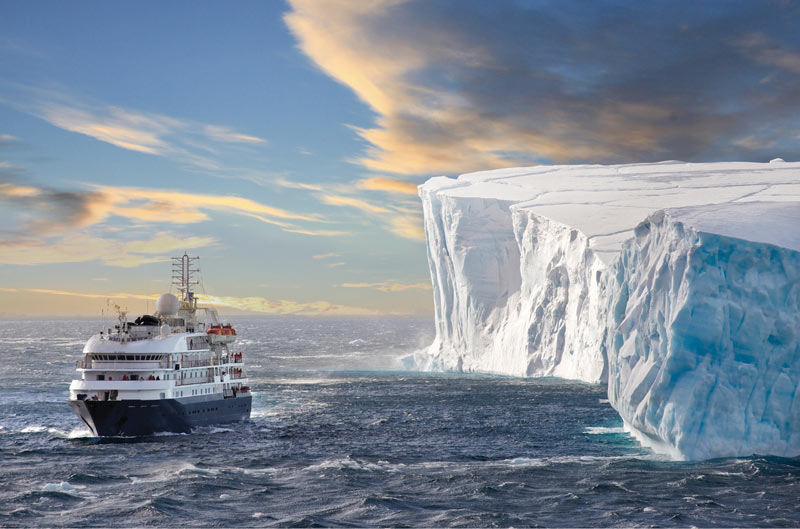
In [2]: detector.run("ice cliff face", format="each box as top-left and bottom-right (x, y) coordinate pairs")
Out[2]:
(607, 202), (800, 460)
(418, 161), (800, 459)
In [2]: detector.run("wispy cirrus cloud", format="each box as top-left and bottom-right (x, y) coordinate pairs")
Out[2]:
(36, 102), (266, 169)
(202, 124), (267, 144)
(357, 176), (418, 195)
(1, 86), (268, 175)
(321, 194), (391, 214)
(286, 0), (800, 174)
(339, 280), (431, 292)
(275, 177), (323, 191)
(21, 288), (377, 315)
(0, 231), (214, 267)
(0, 134), (19, 146)
(738, 32), (800, 74)
(0, 178), (345, 243)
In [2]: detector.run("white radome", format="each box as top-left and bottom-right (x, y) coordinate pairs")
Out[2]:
(160, 324), (171, 336)
(156, 293), (179, 316)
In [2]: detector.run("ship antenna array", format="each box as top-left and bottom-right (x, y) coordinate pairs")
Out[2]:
(172, 253), (200, 305)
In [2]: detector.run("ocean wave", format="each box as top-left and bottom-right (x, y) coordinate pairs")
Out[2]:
(18, 425), (93, 439)
(584, 426), (626, 435)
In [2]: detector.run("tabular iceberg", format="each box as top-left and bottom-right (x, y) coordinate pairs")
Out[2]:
(417, 160), (800, 459)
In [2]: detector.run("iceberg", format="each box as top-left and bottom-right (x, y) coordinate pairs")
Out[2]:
(418, 161), (800, 459)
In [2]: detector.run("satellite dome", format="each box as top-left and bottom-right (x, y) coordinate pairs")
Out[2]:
(156, 293), (179, 316)
(160, 324), (171, 336)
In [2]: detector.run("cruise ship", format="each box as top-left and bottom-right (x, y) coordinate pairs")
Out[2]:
(68, 254), (252, 436)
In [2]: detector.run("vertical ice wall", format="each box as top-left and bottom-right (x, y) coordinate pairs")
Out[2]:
(417, 162), (800, 460)
(606, 203), (800, 460)
(417, 178), (607, 382)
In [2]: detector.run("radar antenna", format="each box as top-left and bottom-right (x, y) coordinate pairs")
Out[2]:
(171, 253), (200, 306)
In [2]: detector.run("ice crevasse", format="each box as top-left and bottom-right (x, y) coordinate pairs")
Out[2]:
(416, 160), (800, 460)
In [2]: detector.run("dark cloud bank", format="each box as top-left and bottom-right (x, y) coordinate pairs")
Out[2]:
(288, 0), (800, 173)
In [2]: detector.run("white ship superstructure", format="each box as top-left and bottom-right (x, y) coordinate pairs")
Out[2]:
(68, 254), (251, 436)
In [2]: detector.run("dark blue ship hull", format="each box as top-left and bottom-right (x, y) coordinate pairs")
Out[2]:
(69, 394), (252, 437)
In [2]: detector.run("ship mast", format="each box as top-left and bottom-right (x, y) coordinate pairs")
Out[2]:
(172, 253), (200, 309)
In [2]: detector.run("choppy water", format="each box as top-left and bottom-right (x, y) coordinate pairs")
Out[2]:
(1, 317), (799, 527)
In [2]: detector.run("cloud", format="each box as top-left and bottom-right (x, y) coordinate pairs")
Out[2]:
(286, 1), (800, 173)
(321, 194), (392, 214)
(281, 227), (351, 237)
(0, 232), (215, 267)
(23, 288), (377, 315)
(339, 280), (431, 292)
(7, 89), (267, 174)
(0, 134), (19, 146)
(312, 252), (341, 259)
(275, 178), (323, 191)
(357, 176), (419, 195)
(386, 214), (424, 241)
(738, 32), (800, 74)
(0, 176), (342, 243)
(202, 125), (267, 144)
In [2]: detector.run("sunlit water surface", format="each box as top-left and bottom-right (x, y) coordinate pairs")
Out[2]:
(1, 317), (798, 527)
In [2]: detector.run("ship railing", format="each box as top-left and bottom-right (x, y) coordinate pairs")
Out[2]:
(180, 359), (218, 368)
(174, 376), (215, 386)
(76, 360), (171, 370)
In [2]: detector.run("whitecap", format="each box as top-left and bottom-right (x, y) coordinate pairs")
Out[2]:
(43, 481), (81, 492)
(584, 426), (626, 435)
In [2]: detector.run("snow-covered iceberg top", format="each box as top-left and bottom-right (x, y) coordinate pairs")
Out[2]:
(418, 160), (800, 460)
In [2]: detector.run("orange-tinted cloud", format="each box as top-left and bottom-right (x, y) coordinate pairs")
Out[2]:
(286, 1), (800, 173)
(37, 103), (266, 165)
(357, 176), (418, 195)
(339, 280), (431, 292)
(0, 232), (215, 267)
(22, 288), (377, 315)
(0, 178), (343, 245)
(321, 194), (392, 214)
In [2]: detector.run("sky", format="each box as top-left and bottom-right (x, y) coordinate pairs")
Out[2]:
(1, 0), (799, 317)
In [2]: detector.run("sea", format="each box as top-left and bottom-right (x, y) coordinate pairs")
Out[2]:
(1, 316), (799, 528)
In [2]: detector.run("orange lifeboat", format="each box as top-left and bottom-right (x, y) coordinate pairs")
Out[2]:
(222, 324), (236, 335)
(207, 325), (222, 335)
